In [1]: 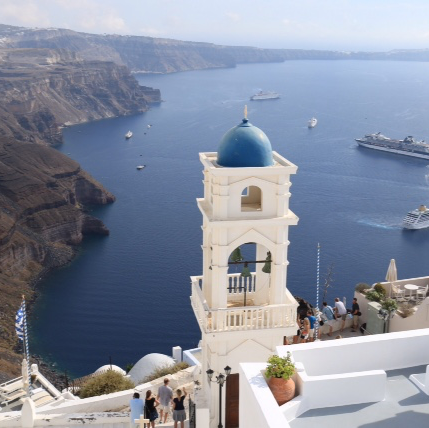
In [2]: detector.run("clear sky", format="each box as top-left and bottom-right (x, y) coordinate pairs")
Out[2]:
(1, 0), (429, 51)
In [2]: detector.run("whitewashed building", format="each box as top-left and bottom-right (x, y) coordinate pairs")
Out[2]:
(190, 112), (300, 427)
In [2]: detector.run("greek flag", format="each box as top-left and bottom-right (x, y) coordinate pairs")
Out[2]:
(15, 303), (25, 341)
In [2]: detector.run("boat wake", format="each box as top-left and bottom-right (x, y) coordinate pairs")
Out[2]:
(357, 219), (401, 230)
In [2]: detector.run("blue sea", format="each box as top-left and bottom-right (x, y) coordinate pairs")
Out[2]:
(29, 60), (429, 377)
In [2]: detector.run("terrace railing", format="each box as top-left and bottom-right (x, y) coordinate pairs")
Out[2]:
(190, 276), (296, 333)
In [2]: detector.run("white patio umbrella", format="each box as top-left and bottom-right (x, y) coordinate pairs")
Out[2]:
(386, 259), (398, 297)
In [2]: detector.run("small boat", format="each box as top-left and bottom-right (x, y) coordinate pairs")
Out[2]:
(250, 91), (280, 101)
(308, 118), (317, 128)
(125, 131), (133, 139)
(147, 125), (152, 129)
(136, 165), (145, 170)
(403, 205), (429, 229)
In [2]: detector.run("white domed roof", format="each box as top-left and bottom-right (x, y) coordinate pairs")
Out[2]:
(94, 365), (126, 376)
(128, 353), (175, 384)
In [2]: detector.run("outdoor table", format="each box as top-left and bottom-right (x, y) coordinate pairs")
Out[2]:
(404, 284), (419, 299)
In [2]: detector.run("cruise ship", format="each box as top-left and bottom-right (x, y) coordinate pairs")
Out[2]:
(355, 132), (429, 160)
(403, 205), (429, 229)
(250, 91), (280, 101)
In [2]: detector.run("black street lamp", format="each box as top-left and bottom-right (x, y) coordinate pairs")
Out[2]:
(206, 365), (232, 428)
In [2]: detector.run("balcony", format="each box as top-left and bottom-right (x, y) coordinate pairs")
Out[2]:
(190, 274), (297, 333)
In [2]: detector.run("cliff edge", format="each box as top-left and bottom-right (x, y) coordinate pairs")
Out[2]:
(0, 137), (115, 382)
(0, 47), (161, 145)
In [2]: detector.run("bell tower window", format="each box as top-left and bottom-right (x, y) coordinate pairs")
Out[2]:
(241, 186), (262, 212)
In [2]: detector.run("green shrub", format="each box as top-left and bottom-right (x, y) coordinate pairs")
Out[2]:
(366, 289), (383, 302)
(381, 298), (398, 313)
(265, 353), (295, 380)
(355, 283), (371, 293)
(141, 362), (190, 383)
(79, 370), (135, 398)
(373, 283), (387, 296)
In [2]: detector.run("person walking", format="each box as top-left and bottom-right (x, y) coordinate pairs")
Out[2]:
(145, 390), (159, 428)
(351, 298), (360, 332)
(129, 392), (144, 428)
(334, 297), (347, 332)
(172, 387), (187, 428)
(157, 378), (173, 424)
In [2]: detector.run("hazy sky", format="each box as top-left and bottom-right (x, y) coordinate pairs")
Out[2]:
(1, 0), (429, 51)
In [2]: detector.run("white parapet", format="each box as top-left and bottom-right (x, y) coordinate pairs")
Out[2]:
(410, 365), (429, 395)
(172, 346), (182, 362)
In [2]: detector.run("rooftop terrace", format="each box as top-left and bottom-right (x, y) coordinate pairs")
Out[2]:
(290, 365), (429, 428)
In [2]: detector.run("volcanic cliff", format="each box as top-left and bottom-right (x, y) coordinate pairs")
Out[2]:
(0, 136), (116, 381)
(0, 35), (161, 381)
(0, 47), (160, 145)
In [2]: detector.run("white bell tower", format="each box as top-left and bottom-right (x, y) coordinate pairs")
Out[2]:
(190, 112), (299, 427)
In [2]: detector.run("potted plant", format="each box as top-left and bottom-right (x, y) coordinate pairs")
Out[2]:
(265, 352), (296, 405)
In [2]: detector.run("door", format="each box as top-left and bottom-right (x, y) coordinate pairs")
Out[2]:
(225, 373), (239, 428)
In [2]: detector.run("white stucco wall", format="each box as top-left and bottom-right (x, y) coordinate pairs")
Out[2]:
(238, 330), (429, 427)
(279, 329), (429, 376)
(35, 367), (194, 415)
(389, 297), (429, 332)
(239, 363), (289, 428)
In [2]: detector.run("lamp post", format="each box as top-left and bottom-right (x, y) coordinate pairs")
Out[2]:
(206, 365), (232, 428)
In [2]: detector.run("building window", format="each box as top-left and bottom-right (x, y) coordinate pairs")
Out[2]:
(241, 186), (262, 211)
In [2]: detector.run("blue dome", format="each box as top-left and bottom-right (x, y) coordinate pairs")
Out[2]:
(217, 118), (274, 167)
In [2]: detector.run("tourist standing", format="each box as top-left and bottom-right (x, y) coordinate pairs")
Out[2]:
(157, 378), (173, 423)
(334, 297), (347, 332)
(322, 301), (335, 336)
(306, 310), (317, 342)
(351, 298), (360, 332)
(145, 390), (159, 428)
(172, 387), (187, 428)
(129, 392), (144, 428)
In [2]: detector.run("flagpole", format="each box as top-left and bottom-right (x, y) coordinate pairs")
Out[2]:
(315, 243), (320, 341)
(20, 295), (31, 389)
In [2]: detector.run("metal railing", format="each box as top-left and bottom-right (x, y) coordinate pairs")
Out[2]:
(189, 396), (196, 428)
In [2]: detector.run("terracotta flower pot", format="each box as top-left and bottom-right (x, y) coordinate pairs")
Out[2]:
(268, 376), (295, 406)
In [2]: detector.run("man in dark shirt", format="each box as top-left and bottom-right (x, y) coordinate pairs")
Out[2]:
(351, 298), (360, 332)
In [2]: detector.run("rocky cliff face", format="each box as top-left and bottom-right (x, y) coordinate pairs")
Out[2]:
(0, 136), (115, 381)
(2, 24), (429, 76)
(0, 25), (342, 73)
(0, 47), (160, 145)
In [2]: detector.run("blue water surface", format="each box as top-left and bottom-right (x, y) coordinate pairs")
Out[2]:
(29, 61), (429, 377)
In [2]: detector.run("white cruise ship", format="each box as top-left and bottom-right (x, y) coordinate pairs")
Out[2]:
(250, 91), (280, 101)
(403, 204), (429, 229)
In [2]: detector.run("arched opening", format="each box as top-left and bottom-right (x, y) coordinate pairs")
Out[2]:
(241, 186), (262, 212)
(227, 243), (271, 307)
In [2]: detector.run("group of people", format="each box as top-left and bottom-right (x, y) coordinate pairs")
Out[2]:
(130, 378), (187, 428)
(321, 297), (360, 336)
(294, 297), (360, 342)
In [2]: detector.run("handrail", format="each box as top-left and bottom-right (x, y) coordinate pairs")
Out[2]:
(191, 280), (296, 333)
